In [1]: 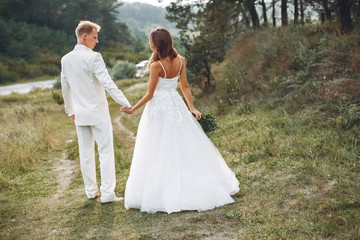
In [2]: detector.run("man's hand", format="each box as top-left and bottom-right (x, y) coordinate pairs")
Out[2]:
(120, 106), (134, 114)
(70, 114), (75, 122)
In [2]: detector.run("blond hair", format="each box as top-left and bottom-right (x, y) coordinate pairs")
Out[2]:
(75, 21), (101, 40)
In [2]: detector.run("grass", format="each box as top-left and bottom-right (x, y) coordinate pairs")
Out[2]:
(0, 75), (359, 239)
(210, 105), (359, 239)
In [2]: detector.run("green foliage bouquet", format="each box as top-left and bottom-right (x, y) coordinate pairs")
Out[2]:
(193, 112), (218, 134)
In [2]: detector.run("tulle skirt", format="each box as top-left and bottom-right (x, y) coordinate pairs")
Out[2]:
(124, 91), (239, 214)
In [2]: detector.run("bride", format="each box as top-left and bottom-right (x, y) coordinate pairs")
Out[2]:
(121, 27), (239, 214)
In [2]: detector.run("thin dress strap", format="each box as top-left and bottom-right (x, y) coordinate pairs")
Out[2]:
(158, 60), (167, 78)
(176, 56), (183, 77)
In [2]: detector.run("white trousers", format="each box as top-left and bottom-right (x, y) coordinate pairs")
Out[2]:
(76, 121), (116, 201)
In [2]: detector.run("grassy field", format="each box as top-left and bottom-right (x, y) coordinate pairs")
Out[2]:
(0, 76), (359, 239)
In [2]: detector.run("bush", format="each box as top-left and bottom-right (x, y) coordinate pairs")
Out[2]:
(41, 63), (60, 76)
(0, 62), (16, 83)
(52, 91), (64, 105)
(111, 60), (137, 80)
(53, 79), (61, 89)
(5, 59), (43, 79)
(336, 104), (360, 130)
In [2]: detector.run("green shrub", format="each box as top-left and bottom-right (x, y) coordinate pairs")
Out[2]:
(337, 104), (360, 129)
(5, 59), (43, 79)
(41, 63), (60, 76)
(52, 91), (64, 105)
(53, 79), (61, 89)
(111, 60), (137, 80)
(0, 62), (16, 83)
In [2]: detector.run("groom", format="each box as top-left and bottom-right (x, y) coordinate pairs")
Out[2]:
(61, 20), (131, 204)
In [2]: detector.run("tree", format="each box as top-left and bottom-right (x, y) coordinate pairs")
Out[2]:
(272, 0), (276, 26)
(244, 0), (260, 28)
(166, 0), (238, 87)
(281, 0), (288, 26)
(322, 0), (332, 21)
(300, 0), (305, 24)
(305, 0), (336, 23)
(294, 0), (299, 24)
(239, 2), (251, 27)
(260, 0), (268, 26)
(0, 0), (143, 83)
(338, 0), (352, 32)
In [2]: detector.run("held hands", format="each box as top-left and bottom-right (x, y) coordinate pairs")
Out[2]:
(191, 109), (203, 120)
(120, 106), (134, 114)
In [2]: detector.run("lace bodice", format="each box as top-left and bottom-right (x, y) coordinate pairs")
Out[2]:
(156, 76), (179, 91)
(145, 57), (188, 122)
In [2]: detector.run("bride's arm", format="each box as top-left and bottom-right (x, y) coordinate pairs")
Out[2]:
(121, 62), (160, 114)
(179, 58), (203, 120)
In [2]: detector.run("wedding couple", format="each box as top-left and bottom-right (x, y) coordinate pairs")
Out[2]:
(61, 21), (239, 214)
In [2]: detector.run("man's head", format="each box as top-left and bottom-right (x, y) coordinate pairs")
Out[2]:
(75, 21), (101, 49)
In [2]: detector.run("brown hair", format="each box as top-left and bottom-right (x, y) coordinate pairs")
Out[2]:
(148, 27), (178, 69)
(75, 21), (101, 40)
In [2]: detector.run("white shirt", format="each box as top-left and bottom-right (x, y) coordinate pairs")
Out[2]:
(61, 44), (131, 126)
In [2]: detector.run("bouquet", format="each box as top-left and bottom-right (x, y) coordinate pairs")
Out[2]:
(193, 112), (217, 133)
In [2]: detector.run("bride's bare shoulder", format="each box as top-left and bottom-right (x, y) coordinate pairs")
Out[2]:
(178, 55), (186, 64)
(149, 61), (161, 70)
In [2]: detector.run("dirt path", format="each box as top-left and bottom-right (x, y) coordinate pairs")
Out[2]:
(114, 115), (136, 141)
(124, 82), (147, 93)
(53, 151), (78, 199)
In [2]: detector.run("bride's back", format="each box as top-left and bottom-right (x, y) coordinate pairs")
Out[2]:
(158, 56), (182, 79)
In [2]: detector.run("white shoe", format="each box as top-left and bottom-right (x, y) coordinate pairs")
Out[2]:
(101, 196), (124, 205)
(88, 193), (100, 200)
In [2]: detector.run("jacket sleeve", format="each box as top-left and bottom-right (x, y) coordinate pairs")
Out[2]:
(60, 59), (75, 116)
(92, 53), (131, 108)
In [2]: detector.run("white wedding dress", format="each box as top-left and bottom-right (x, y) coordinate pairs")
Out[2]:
(124, 58), (239, 213)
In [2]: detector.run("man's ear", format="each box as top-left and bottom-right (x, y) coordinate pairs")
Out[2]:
(83, 33), (88, 40)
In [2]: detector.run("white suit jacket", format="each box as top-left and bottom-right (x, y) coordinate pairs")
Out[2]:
(61, 44), (131, 126)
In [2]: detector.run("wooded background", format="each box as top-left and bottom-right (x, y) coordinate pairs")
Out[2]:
(0, 0), (358, 85)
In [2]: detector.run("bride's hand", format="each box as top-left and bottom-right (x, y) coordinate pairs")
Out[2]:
(120, 106), (134, 114)
(191, 109), (203, 120)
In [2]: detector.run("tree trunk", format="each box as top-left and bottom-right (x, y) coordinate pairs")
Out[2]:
(281, 0), (288, 26)
(240, 7), (250, 27)
(294, 0), (299, 24)
(300, 0), (304, 24)
(272, 0), (276, 26)
(322, 0), (332, 21)
(338, 0), (352, 33)
(203, 59), (211, 87)
(320, 12), (325, 23)
(245, 0), (260, 28)
(260, 0), (268, 25)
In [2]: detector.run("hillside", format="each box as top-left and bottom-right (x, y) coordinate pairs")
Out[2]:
(116, 2), (178, 40)
(0, 0), (146, 85)
(213, 24), (360, 128)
